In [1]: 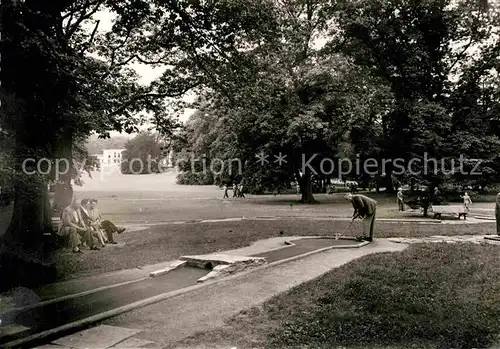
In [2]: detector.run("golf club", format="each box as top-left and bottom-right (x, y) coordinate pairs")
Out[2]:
(338, 219), (354, 238)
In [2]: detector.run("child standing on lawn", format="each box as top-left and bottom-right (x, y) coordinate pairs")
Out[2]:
(397, 188), (405, 211)
(461, 192), (472, 212)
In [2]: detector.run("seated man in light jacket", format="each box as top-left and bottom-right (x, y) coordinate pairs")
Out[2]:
(58, 199), (99, 253)
(80, 198), (107, 247)
(88, 199), (126, 244)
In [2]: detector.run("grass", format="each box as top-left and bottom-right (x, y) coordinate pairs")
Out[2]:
(54, 218), (495, 280)
(68, 190), (497, 226)
(176, 243), (500, 349)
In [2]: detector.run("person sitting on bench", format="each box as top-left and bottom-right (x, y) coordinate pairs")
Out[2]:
(89, 199), (126, 244)
(80, 198), (107, 247)
(58, 199), (100, 253)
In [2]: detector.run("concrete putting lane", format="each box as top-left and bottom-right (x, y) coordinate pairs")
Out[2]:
(0, 266), (207, 346)
(1, 237), (365, 348)
(253, 238), (359, 263)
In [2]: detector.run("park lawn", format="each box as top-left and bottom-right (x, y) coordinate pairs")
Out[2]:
(175, 243), (500, 349)
(54, 219), (495, 280)
(74, 191), (497, 224)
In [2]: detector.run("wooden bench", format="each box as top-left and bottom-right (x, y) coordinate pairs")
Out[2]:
(431, 205), (468, 220)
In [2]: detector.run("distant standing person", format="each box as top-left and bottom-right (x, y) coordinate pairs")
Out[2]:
(233, 184), (238, 198)
(461, 192), (472, 212)
(350, 183), (358, 193)
(397, 188), (405, 211)
(344, 193), (377, 242)
(238, 183), (245, 198)
(223, 184), (229, 199)
(496, 192), (500, 235)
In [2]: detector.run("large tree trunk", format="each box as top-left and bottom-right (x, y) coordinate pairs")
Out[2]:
(299, 170), (317, 204)
(384, 164), (395, 193)
(0, 171), (56, 292)
(52, 182), (73, 213)
(423, 205), (429, 217)
(52, 133), (74, 213)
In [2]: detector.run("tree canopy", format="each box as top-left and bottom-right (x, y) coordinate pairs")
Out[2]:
(0, 0), (278, 289)
(173, 0), (500, 201)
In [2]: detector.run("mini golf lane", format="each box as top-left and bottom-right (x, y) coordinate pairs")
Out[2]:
(0, 267), (207, 345)
(252, 238), (360, 263)
(0, 237), (362, 347)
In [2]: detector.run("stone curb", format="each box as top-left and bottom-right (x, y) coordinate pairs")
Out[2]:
(112, 216), (448, 226)
(388, 235), (497, 245)
(149, 260), (186, 278)
(3, 277), (150, 316)
(474, 216), (496, 221)
(484, 236), (500, 241)
(2, 237), (372, 348)
(197, 265), (232, 283)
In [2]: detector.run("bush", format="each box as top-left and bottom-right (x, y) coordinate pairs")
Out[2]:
(176, 172), (215, 185)
(483, 184), (500, 194)
(249, 186), (265, 195)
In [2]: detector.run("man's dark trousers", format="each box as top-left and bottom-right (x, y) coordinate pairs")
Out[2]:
(101, 220), (120, 242)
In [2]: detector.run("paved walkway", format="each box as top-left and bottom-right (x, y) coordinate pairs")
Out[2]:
(31, 239), (406, 349)
(388, 234), (500, 245)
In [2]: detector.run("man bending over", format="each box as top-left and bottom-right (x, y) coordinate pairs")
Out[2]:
(344, 193), (377, 242)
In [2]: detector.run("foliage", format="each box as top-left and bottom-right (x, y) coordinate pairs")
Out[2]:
(172, 109), (240, 186)
(72, 140), (101, 185)
(176, 172), (214, 185)
(0, 0), (275, 265)
(121, 132), (165, 174)
(334, 0), (500, 189)
(173, 0), (500, 201)
(174, 0), (387, 202)
(85, 136), (130, 154)
(1, 0), (276, 179)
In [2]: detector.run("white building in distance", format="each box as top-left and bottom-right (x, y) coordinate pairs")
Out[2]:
(93, 148), (126, 167)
